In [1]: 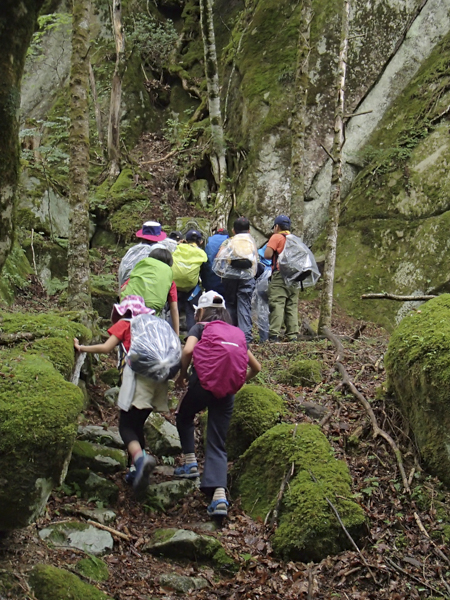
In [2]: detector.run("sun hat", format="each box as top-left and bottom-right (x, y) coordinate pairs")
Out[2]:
(193, 291), (226, 313)
(135, 221), (167, 242)
(273, 215), (291, 230)
(111, 295), (154, 324)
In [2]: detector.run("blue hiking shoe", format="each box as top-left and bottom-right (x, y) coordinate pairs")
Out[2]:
(173, 462), (200, 479)
(125, 465), (136, 485)
(133, 454), (156, 494)
(207, 499), (229, 517)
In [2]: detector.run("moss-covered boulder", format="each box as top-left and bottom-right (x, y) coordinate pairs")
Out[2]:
(69, 440), (127, 475)
(232, 423), (366, 562)
(29, 564), (113, 600)
(0, 313), (91, 530)
(226, 385), (286, 460)
(76, 556), (109, 582)
(65, 470), (119, 505)
(0, 243), (32, 305)
(385, 294), (450, 487)
(278, 359), (323, 387)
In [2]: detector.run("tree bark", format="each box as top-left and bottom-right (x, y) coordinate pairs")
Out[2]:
(68, 0), (92, 310)
(318, 0), (350, 333)
(361, 293), (437, 301)
(290, 0), (312, 238)
(0, 0), (45, 274)
(107, 0), (125, 178)
(199, 0), (230, 228)
(89, 61), (105, 149)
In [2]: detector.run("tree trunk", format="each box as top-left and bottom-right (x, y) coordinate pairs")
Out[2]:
(199, 0), (230, 228)
(107, 0), (125, 178)
(318, 0), (350, 333)
(0, 0), (45, 274)
(68, 0), (92, 311)
(290, 0), (312, 238)
(89, 62), (105, 150)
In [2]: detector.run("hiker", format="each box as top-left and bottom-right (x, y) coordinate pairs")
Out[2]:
(120, 221), (179, 335)
(201, 228), (229, 295)
(213, 217), (258, 345)
(168, 231), (183, 242)
(74, 295), (180, 493)
(264, 215), (299, 342)
(171, 229), (207, 333)
(174, 291), (261, 517)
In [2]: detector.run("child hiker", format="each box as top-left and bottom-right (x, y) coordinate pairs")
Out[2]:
(74, 295), (177, 494)
(174, 291), (261, 518)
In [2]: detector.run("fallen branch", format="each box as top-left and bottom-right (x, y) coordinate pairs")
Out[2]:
(322, 326), (345, 362)
(86, 519), (131, 541)
(335, 361), (410, 493)
(361, 293), (436, 301)
(414, 511), (450, 566)
(269, 463), (295, 527)
(385, 556), (447, 597)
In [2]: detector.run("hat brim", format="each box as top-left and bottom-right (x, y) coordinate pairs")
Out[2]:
(136, 229), (167, 242)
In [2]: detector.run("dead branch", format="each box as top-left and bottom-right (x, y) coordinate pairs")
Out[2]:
(0, 332), (36, 344)
(414, 511), (450, 565)
(335, 361), (410, 493)
(385, 557), (447, 597)
(361, 293), (436, 301)
(269, 463), (295, 528)
(322, 326), (345, 362)
(86, 519), (131, 541)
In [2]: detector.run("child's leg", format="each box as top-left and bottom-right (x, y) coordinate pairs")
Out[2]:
(119, 407), (152, 461)
(201, 393), (234, 493)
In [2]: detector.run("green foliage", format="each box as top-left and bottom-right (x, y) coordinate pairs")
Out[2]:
(27, 13), (72, 60)
(125, 13), (178, 75)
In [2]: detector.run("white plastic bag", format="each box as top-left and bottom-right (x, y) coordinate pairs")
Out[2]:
(212, 233), (258, 280)
(127, 314), (181, 382)
(118, 244), (154, 288)
(278, 235), (321, 289)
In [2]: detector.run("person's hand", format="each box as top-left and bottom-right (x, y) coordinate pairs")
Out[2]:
(74, 338), (82, 352)
(175, 375), (188, 389)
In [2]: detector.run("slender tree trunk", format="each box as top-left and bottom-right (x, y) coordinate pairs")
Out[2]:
(318, 0), (350, 333)
(107, 0), (125, 178)
(89, 62), (105, 150)
(68, 0), (92, 310)
(290, 0), (312, 238)
(199, 0), (230, 228)
(0, 0), (45, 274)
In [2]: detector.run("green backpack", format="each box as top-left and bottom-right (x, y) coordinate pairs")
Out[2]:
(120, 257), (173, 314)
(172, 243), (207, 292)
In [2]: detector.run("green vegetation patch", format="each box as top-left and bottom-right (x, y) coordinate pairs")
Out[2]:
(232, 423), (365, 562)
(76, 556), (109, 582)
(29, 564), (112, 600)
(277, 359), (323, 387)
(227, 385), (286, 460)
(0, 243), (32, 304)
(385, 294), (450, 487)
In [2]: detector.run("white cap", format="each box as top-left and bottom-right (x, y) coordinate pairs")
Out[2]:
(194, 290), (226, 312)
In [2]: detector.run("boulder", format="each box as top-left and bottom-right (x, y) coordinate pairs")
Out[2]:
(65, 471), (119, 505)
(144, 479), (199, 511)
(143, 528), (237, 572)
(39, 522), (114, 555)
(99, 368), (120, 387)
(0, 313), (91, 530)
(231, 423), (366, 562)
(226, 385), (286, 460)
(69, 440), (127, 475)
(144, 413), (182, 456)
(159, 573), (209, 593)
(385, 294), (450, 486)
(278, 359), (323, 387)
(29, 564), (113, 600)
(77, 425), (123, 449)
(76, 556), (109, 582)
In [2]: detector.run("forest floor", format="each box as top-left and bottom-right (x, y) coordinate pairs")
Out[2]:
(2, 293), (450, 600)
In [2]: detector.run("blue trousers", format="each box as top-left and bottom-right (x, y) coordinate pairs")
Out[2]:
(222, 277), (256, 344)
(176, 374), (234, 496)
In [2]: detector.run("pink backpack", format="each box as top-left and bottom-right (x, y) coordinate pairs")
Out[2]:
(193, 321), (249, 398)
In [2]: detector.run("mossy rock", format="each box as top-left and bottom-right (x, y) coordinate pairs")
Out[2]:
(0, 243), (32, 305)
(385, 294), (450, 487)
(100, 368), (120, 387)
(0, 314), (91, 530)
(69, 440), (127, 475)
(76, 556), (109, 582)
(277, 359), (323, 387)
(29, 564), (112, 600)
(231, 423), (366, 562)
(65, 470), (119, 505)
(227, 385), (286, 460)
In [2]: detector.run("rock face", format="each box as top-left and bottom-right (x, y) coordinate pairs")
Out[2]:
(0, 313), (91, 530)
(226, 385), (286, 460)
(29, 564), (113, 600)
(232, 423), (366, 562)
(385, 295), (450, 487)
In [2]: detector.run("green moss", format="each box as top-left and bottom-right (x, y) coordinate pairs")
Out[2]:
(232, 423), (366, 562)
(70, 440), (127, 473)
(227, 385), (286, 460)
(65, 470), (119, 504)
(0, 243), (32, 304)
(278, 359), (323, 387)
(76, 556), (109, 582)
(100, 368), (120, 387)
(29, 564), (112, 600)
(385, 295), (450, 486)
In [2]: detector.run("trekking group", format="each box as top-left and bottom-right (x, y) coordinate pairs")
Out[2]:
(74, 215), (319, 518)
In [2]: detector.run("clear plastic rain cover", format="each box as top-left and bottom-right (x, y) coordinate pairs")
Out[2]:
(212, 233), (258, 280)
(118, 240), (177, 288)
(252, 267), (271, 339)
(278, 235), (321, 289)
(127, 314), (181, 382)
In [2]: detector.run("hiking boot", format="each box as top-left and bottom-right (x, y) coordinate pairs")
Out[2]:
(125, 465), (136, 485)
(286, 334), (301, 342)
(173, 462), (200, 479)
(133, 454), (156, 494)
(269, 335), (280, 343)
(207, 499), (229, 517)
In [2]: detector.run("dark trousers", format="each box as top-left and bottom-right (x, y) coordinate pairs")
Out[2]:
(222, 277), (256, 344)
(176, 374), (234, 496)
(177, 288), (201, 332)
(119, 407), (152, 449)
